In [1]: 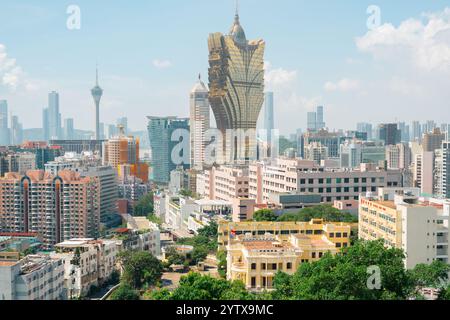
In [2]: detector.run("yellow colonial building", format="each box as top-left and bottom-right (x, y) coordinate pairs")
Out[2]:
(219, 219), (351, 291)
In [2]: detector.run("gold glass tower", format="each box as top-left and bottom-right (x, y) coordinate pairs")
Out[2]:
(208, 10), (265, 161)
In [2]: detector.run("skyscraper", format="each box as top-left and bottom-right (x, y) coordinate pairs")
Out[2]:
(10, 115), (23, 145)
(208, 9), (265, 161)
(91, 67), (103, 141)
(190, 75), (210, 170)
(47, 91), (62, 140)
(64, 118), (74, 140)
(378, 123), (401, 146)
(147, 117), (190, 184)
(316, 106), (325, 130)
(264, 92), (274, 143)
(423, 128), (445, 152)
(307, 112), (317, 132)
(0, 100), (10, 146)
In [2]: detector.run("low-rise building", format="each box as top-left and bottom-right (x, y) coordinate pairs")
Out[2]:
(225, 220), (349, 291)
(0, 255), (65, 300)
(218, 219), (351, 252)
(51, 238), (119, 299)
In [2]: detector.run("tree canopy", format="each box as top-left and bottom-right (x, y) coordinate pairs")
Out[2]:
(277, 205), (358, 223)
(253, 209), (278, 222)
(272, 240), (414, 300)
(109, 284), (140, 300)
(133, 192), (154, 216)
(118, 251), (163, 290)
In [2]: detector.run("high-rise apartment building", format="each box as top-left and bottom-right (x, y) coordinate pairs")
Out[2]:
(190, 76), (210, 170)
(147, 116), (190, 184)
(412, 121), (422, 142)
(0, 100), (10, 146)
(0, 170), (100, 249)
(102, 129), (149, 182)
(386, 143), (412, 170)
(379, 123), (401, 146)
(208, 10), (265, 160)
(423, 128), (445, 152)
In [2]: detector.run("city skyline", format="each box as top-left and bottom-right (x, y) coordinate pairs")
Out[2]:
(1, 1), (450, 135)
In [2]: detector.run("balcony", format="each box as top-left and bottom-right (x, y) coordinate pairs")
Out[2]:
(231, 262), (246, 273)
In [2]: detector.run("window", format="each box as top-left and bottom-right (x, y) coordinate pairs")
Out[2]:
(336, 233), (342, 238)
(336, 178), (342, 184)
(326, 178), (332, 184)
(251, 263), (257, 270)
(336, 243), (342, 248)
(261, 263), (266, 270)
(329, 233), (334, 238)
(251, 277), (256, 288)
(354, 178), (359, 183)
(287, 263), (292, 270)
(312, 252), (316, 259)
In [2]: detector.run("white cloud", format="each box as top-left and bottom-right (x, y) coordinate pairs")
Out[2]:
(152, 59), (173, 69)
(356, 8), (450, 72)
(324, 78), (360, 92)
(265, 61), (298, 90)
(0, 43), (37, 91)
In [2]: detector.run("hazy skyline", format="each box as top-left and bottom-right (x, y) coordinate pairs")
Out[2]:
(1, 0), (450, 135)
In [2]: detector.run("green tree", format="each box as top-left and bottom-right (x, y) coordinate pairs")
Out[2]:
(151, 273), (253, 300)
(119, 251), (163, 290)
(133, 192), (154, 216)
(277, 205), (358, 223)
(191, 246), (209, 265)
(272, 240), (414, 300)
(438, 286), (450, 300)
(109, 284), (140, 300)
(410, 260), (450, 288)
(217, 250), (227, 278)
(253, 209), (278, 222)
(165, 247), (186, 266)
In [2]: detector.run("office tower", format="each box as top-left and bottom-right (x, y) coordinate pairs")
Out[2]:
(412, 121), (422, 142)
(340, 142), (362, 168)
(386, 143), (412, 170)
(147, 117), (190, 184)
(426, 120), (436, 133)
(105, 124), (117, 139)
(423, 128), (445, 152)
(91, 67), (103, 141)
(0, 170), (100, 249)
(303, 130), (343, 158)
(102, 128), (149, 182)
(357, 122), (373, 141)
(42, 108), (49, 142)
(307, 112), (317, 132)
(208, 9), (265, 160)
(10, 115), (23, 145)
(0, 100), (10, 146)
(316, 106), (325, 130)
(64, 118), (74, 140)
(189, 75), (210, 170)
(378, 123), (401, 146)
(46, 91), (62, 140)
(264, 92), (275, 143)
(304, 142), (328, 164)
(361, 141), (386, 165)
(116, 117), (128, 135)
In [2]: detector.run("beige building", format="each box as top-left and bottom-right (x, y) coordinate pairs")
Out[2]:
(223, 219), (351, 291)
(359, 188), (449, 269)
(249, 158), (404, 205)
(218, 219), (351, 251)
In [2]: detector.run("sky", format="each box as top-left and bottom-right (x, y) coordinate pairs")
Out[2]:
(1, 0), (450, 135)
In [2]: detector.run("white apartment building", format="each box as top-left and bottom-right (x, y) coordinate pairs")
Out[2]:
(359, 188), (449, 269)
(51, 238), (119, 299)
(249, 158), (404, 205)
(0, 255), (65, 300)
(304, 142), (328, 165)
(126, 217), (161, 257)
